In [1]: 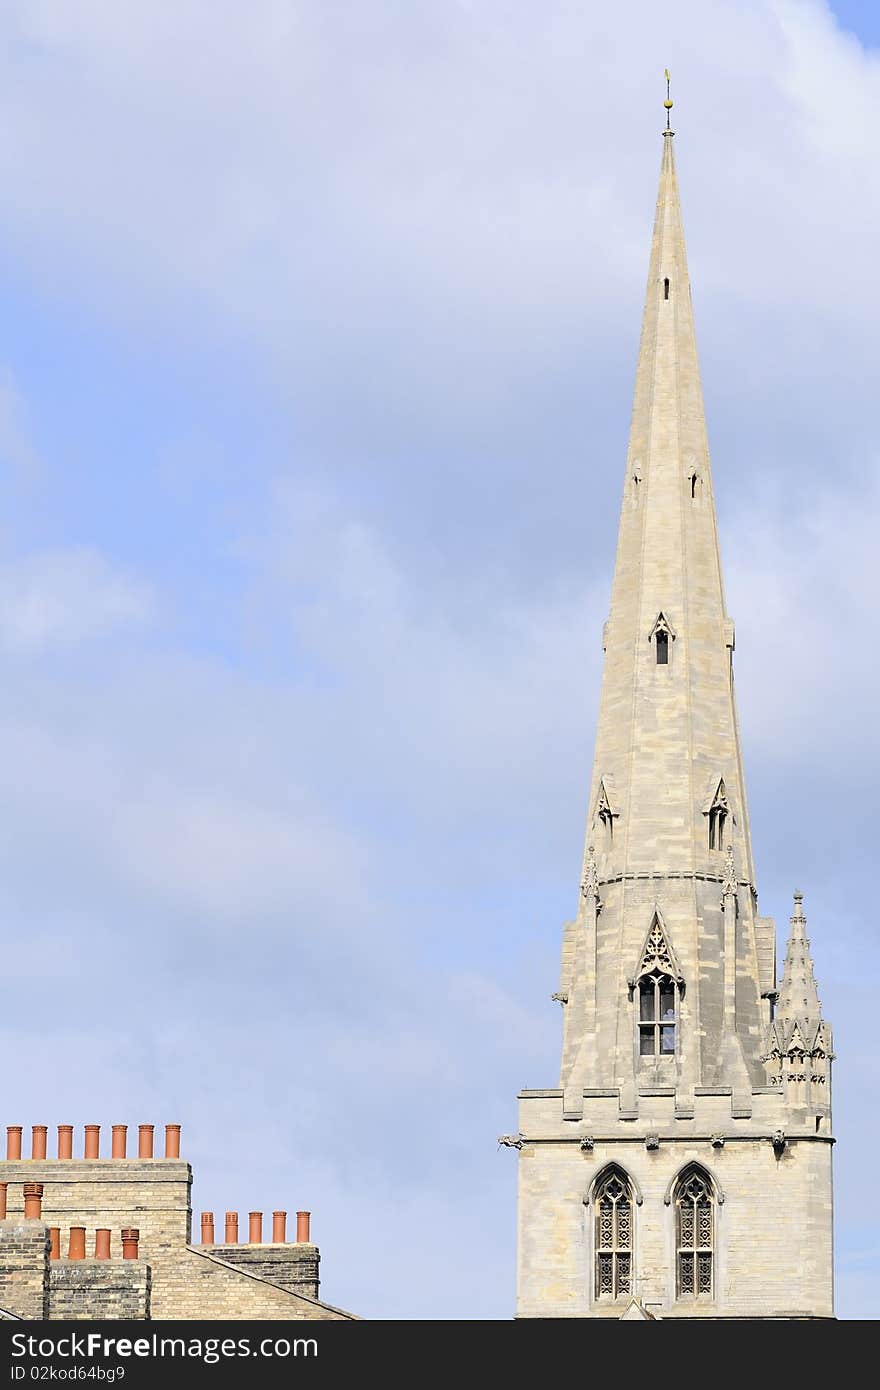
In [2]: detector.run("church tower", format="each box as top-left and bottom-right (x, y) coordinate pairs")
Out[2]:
(512, 99), (834, 1319)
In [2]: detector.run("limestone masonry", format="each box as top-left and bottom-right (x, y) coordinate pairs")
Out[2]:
(0, 1123), (356, 1320)
(509, 125), (835, 1319)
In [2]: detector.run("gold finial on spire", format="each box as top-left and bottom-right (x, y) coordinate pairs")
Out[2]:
(664, 67), (673, 132)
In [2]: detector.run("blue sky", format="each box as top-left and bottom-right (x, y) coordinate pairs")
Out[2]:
(0, 1), (877, 1318)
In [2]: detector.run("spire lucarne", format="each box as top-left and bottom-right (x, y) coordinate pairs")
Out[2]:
(511, 106), (835, 1320)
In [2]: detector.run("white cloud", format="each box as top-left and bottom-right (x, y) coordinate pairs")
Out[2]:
(0, 546), (154, 651)
(728, 477), (880, 773)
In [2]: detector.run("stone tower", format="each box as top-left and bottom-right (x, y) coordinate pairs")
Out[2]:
(512, 122), (834, 1319)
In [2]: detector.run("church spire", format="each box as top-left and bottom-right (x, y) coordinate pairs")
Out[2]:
(559, 121), (774, 1100)
(515, 105), (836, 1324)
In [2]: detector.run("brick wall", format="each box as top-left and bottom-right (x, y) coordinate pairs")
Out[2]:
(1, 1159), (192, 1262)
(202, 1243), (319, 1299)
(0, 1220), (50, 1318)
(49, 1261), (151, 1320)
(0, 1161), (355, 1320)
(156, 1247), (348, 1319)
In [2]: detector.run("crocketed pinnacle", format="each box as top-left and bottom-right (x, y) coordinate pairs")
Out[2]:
(775, 892), (824, 1046)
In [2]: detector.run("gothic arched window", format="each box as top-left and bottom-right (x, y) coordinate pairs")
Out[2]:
(634, 914), (680, 1058)
(638, 969), (677, 1055)
(708, 780), (729, 851)
(595, 779), (617, 844)
(594, 1168), (632, 1301)
(675, 1166), (714, 1299)
(649, 612), (675, 667)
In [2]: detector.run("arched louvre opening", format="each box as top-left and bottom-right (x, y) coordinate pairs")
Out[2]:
(633, 912), (682, 1059)
(638, 970), (677, 1055)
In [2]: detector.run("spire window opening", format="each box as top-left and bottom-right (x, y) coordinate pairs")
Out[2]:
(664, 277), (670, 300)
(633, 913), (682, 1061)
(649, 613), (675, 666)
(690, 472), (698, 499)
(707, 780), (730, 851)
(638, 971), (677, 1056)
(708, 806), (727, 849)
(596, 781), (617, 845)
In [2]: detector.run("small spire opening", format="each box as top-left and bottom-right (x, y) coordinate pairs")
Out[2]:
(664, 277), (670, 301)
(707, 780), (730, 851)
(655, 631), (669, 665)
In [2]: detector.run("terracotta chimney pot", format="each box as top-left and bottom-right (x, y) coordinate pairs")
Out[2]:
(95, 1229), (111, 1260)
(31, 1126), (47, 1160)
(296, 1210), (311, 1243)
(6, 1126), (22, 1160)
(68, 1227), (86, 1261)
(111, 1126), (127, 1159)
(57, 1125), (73, 1160)
(23, 1183), (43, 1220)
(224, 1211), (238, 1244)
(0, 1183), (7, 1219)
(84, 1125), (100, 1160)
(272, 1210), (287, 1243)
(164, 1124), (181, 1158)
(121, 1228), (139, 1259)
(49, 1227), (60, 1260)
(138, 1125), (154, 1158)
(200, 1211), (215, 1244)
(248, 1211), (262, 1244)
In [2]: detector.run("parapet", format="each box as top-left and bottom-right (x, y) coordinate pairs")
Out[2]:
(516, 1083), (831, 1141)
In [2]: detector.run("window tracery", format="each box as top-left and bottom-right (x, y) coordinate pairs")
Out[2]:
(594, 1168), (633, 1300)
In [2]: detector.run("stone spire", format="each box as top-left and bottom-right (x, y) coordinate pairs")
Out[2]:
(588, 125), (756, 887)
(558, 128), (776, 1100)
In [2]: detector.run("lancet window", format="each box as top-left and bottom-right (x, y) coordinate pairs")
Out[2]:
(594, 1168), (633, 1300)
(675, 1166), (714, 1298)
